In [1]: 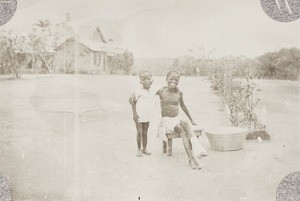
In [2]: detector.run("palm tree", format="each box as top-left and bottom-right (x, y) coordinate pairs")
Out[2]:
(32, 19), (51, 33)
(33, 20), (50, 28)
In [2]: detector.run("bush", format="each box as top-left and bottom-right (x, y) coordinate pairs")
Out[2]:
(208, 57), (265, 130)
(257, 48), (300, 80)
(0, 30), (26, 79)
(107, 50), (134, 75)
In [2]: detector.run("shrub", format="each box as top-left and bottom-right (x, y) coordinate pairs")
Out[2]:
(107, 50), (134, 75)
(0, 30), (26, 79)
(208, 57), (265, 130)
(257, 48), (300, 80)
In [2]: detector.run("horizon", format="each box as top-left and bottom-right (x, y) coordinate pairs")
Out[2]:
(2, 0), (300, 59)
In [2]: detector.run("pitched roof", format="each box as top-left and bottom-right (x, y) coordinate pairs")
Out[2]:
(77, 25), (106, 43)
(57, 25), (124, 54)
(77, 25), (124, 54)
(79, 38), (124, 54)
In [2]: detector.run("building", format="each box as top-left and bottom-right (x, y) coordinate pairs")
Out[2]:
(54, 25), (124, 74)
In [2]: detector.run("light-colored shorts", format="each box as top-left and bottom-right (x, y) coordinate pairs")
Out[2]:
(157, 117), (211, 152)
(158, 116), (182, 141)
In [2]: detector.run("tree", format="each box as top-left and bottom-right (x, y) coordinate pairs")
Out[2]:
(53, 13), (74, 73)
(33, 20), (50, 29)
(123, 50), (134, 75)
(108, 50), (134, 75)
(257, 48), (300, 80)
(29, 14), (74, 73)
(108, 54), (123, 74)
(29, 20), (56, 73)
(0, 30), (27, 78)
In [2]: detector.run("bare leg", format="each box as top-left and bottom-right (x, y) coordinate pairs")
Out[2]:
(142, 122), (151, 155)
(180, 120), (207, 157)
(135, 122), (143, 157)
(175, 125), (201, 170)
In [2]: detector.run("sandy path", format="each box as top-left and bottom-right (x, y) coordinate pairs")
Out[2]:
(0, 75), (299, 201)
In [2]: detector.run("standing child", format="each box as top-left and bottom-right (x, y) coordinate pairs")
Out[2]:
(130, 71), (156, 157)
(157, 71), (209, 169)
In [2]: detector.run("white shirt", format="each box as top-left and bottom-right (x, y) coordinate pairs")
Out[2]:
(134, 87), (157, 122)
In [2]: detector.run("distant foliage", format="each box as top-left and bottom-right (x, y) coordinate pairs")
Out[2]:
(108, 50), (134, 75)
(133, 58), (174, 76)
(28, 23), (56, 73)
(0, 14), (75, 77)
(170, 56), (210, 76)
(29, 14), (74, 74)
(257, 48), (300, 80)
(170, 48), (300, 80)
(0, 30), (27, 79)
(208, 57), (259, 93)
(123, 50), (134, 75)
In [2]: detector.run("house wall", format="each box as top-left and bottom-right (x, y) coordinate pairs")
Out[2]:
(76, 43), (94, 74)
(76, 47), (109, 74)
(54, 38), (110, 74)
(54, 38), (75, 73)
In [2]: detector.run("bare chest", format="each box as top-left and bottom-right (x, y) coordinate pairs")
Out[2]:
(160, 91), (181, 106)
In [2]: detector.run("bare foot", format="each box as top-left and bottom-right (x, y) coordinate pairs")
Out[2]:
(142, 150), (152, 155)
(136, 150), (143, 157)
(189, 159), (201, 170)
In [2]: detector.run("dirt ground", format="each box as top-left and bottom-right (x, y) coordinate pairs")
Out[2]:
(0, 74), (299, 201)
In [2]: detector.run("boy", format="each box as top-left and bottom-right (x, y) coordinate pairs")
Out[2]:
(157, 71), (208, 170)
(130, 71), (156, 157)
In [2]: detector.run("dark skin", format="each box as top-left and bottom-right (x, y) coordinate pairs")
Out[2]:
(131, 72), (152, 157)
(157, 73), (196, 123)
(134, 122), (150, 156)
(129, 72), (203, 167)
(157, 73), (201, 169)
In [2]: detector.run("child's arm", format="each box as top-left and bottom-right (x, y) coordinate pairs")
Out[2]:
(131, 101), (139, 122)
(129, 92), (139, 122)
(179, 92), (196, 125)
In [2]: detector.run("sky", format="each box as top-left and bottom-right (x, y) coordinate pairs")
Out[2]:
(2, 0), (300, 58)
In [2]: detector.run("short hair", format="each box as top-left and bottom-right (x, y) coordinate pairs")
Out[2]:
(166, 70), (180, 79)
(139, 71), (152, 79)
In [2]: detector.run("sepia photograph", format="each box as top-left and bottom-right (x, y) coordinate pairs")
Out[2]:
(0, 0), (300, 200)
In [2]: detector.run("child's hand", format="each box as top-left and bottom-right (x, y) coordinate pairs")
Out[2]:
(133, 114), (139, 122)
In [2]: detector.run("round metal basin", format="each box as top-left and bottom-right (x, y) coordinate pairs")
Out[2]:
(206, 127), (249, 151)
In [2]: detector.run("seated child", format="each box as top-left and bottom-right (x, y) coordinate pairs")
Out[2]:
(156, 71), (209, 169)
